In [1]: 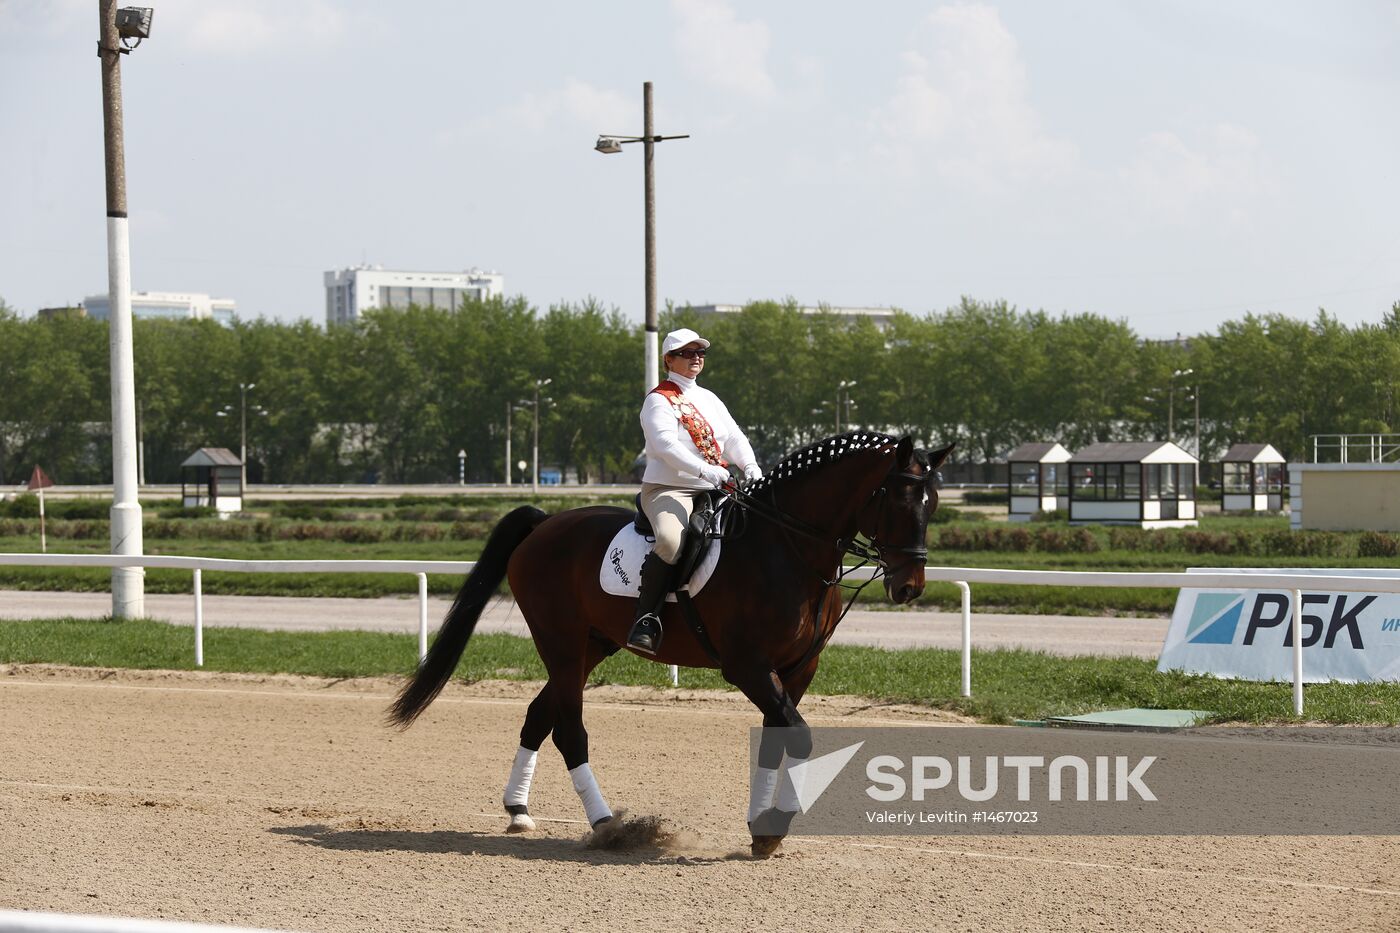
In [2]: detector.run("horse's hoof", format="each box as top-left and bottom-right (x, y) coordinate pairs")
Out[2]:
(505, 812), (536, 833)
(750, 835), (784, 859)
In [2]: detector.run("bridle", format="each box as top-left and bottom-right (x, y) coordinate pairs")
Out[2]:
(726, 459), (934, 679)
(846, 469), (931, 574)
(728, 462), (933, 583)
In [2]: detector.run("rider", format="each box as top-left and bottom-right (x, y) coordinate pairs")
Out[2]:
(627, 327), (763, 654)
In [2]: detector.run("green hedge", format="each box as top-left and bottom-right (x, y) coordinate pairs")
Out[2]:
(1, 495), (109, 520)
(928, 523), (1388, 558)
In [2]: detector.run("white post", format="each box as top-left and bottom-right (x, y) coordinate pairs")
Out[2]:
(193, 568), (203, 667)
(37, 488), (46, 554)
(669, 663), (678, 687)
(1291, 587), (1304, 717)
(99, 2), (144, 619)
(956, 581), (972, 697)
(645, 330), (659, 394)
(107, 216), (145, 619)
(417, 572), (429, 663)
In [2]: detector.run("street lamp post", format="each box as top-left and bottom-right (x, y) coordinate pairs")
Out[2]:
(529, 378), (552, 493)
(217, 382), (263, 492)
(595, 82), (689, 393)
(836, 380), (858, 433)
(98, 2), (154, 619)
(504, 400), (513, 486)
(1168, 368), (1194, 444)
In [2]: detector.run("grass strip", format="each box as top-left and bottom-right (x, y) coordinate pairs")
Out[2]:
(3, 616), (1398, 725)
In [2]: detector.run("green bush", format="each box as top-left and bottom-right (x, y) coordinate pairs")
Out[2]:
(1358, 531), (1400, 558)
(962, 489), (1009, 505)
(930, 505), (984, 524)
(157, 506), (217, 520)
(278, 504), (343, 522)
(1031, 509), (1067, 522)
(49, 499), (110, 520)
(2, 495), (40, 518)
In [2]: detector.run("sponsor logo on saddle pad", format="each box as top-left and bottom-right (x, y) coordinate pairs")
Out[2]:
(751, 726), (1400, 836)
(597, 524), (721, 601)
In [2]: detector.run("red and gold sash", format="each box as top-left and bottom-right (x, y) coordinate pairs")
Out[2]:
(652, 380), (727, 467)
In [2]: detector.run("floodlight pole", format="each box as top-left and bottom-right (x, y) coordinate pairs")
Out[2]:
(595, 83), (687, 394)
(643, 82), (658, 393)
(99, 0), (144, 618)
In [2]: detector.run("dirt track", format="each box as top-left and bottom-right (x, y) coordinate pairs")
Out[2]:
(1, 666), (1396, 932)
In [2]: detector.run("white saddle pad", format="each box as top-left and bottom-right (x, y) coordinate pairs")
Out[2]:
(598, 523), (722, 601)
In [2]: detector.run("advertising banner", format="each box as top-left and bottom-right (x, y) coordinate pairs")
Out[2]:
(1156, 568), (1400, 682)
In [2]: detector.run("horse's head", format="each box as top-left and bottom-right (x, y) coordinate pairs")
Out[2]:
(857, 437), (956, 605)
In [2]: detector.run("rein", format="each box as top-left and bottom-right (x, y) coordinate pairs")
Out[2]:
(728, 467), (932, 679)
(729, 469), (930, 574)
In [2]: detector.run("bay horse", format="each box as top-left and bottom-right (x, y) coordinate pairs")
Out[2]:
(389, 432), (954, 857)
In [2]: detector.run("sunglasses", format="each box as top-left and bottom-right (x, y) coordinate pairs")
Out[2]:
(671, 348), (707, 360)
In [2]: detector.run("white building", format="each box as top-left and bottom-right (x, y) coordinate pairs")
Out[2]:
(324, 265), (505, 326)
(682, 303), (900, 330)
(1068, 441), (1199, 528)
(83, 291), (236, 326)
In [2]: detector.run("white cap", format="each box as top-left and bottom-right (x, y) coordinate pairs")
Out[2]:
(661, 328), (711, 356)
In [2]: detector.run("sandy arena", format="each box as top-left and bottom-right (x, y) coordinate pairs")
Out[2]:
(1, 665), (1396, 932)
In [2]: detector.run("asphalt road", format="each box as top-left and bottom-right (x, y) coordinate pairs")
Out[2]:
(0, 589), (1169, 658)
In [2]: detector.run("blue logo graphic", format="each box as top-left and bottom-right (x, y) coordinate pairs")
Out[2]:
(1187, 593), (1245, 644)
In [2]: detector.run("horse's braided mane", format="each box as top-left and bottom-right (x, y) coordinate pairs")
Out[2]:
(746, 430), (900, 495)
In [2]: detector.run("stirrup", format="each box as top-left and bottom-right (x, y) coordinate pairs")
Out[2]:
(627, 613), (662, 655)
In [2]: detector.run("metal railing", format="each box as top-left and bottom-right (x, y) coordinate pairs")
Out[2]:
(5, 553), (1400, 715)
(1309, 433), (1400, 464)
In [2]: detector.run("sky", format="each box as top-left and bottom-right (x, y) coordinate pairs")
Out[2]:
(2, 0), (1398, 338)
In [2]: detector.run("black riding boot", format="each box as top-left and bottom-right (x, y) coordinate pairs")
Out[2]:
(626, 552), (676, 655)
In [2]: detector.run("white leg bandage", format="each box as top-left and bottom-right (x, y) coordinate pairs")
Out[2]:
(568, 763), (613, 826)
(503, 746), (538, 808)
(775, 754), (808, 813)
(748, 766), (780, 823)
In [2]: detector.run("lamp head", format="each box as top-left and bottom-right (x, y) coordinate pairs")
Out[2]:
(116, 7), (153, 40)
(594, 136), (623, 155)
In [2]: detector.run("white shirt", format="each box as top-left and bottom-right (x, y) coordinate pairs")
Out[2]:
(640, 371), (761, 488)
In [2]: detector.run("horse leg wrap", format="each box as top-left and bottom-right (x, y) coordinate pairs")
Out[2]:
(568, 763), (613, 827)
(748, 766), (780, 824)
(503, 746), (538, 808)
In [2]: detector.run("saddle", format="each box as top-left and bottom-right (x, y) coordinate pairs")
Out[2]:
(632, 489), (738, 593)
(629, 489), (740, 663)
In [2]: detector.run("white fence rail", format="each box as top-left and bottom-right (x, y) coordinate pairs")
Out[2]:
(5, 553), (1400, 715)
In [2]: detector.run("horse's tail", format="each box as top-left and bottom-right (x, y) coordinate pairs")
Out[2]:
(388, 505), (548, 728)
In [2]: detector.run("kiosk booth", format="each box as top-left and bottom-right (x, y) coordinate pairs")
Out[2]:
(180, 447), (243, 514)
(1220, 443), (1285, 512)
(1006, 442), (1072, 521)
(1068, 441), (1198, 528)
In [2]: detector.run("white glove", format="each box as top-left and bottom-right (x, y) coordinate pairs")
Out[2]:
(700, 464), (730, 487)
(744, 465), (763, 481)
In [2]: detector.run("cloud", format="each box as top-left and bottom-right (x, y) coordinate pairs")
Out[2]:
(506, 79), (634, 134)
(177, 0), (355, 54)
(868, 3), (1076, 189)
(672, 0), (776, 100)
(1118, 124), (1273, 226)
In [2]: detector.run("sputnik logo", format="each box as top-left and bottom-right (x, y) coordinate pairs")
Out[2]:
(786, 741), (865, 812)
